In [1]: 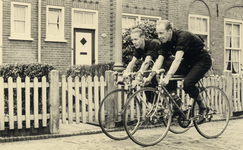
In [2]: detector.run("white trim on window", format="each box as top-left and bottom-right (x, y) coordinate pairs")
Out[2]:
(45, 5), (67, 42)
(188, 14), (210, 48)
(122, 13), (161, 32)
(224, 19), (243, 74)
(9, 2), (33, 41)
(188, 14), (209, 35)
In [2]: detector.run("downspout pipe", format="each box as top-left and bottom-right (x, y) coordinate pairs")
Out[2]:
(38, 0), (41, 63)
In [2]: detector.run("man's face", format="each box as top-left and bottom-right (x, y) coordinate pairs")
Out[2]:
(157, 24), (172, 43)
(131, 32), (144, 49)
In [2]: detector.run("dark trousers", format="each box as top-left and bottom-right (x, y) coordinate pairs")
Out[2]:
(182, 55), (212, 99)
(146, 54), (212, 103)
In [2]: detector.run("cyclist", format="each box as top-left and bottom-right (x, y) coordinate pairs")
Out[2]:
(119, 28), (171, 103)
(121, 28), (160, 76)
(154, 20), (212, 117)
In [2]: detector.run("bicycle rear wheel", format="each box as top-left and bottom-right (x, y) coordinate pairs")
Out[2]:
(123, 87), (172, 146)
(98, 88), (131, 140)
(193, 86), (230, 138)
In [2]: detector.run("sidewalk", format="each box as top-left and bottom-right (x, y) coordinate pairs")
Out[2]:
(0, 121), (103, 143)
(59, 122), (102, 135)
(1, 115), (242, 143)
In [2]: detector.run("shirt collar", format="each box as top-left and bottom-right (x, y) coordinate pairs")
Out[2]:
(171, 29), (177, 43)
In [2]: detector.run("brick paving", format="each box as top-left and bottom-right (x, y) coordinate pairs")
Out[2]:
(0, 118), (243, 150)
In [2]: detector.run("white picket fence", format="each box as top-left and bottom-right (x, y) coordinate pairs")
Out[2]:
(59, 75), (106, 124)
(0, 76), (49, 131)
(1, 71), (243, 132)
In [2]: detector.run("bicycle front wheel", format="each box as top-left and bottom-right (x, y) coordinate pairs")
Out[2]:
(193, 86), (230, 138)
(123, 87), (172, 146)
(98, 88), (131, 140)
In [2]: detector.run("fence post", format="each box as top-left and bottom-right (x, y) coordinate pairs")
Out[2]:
(224, 71), (233, 116)
(49, 70), (60, 134)
(105, 70), (117, 128)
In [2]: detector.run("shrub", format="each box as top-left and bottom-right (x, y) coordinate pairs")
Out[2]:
(0, 62), (55, 82)
(1, 63), (55, 116)
(65, 62), (114, 79)
(122, 21), (158, 71)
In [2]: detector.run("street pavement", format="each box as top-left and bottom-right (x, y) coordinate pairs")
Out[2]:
(0, 118), (243, 150)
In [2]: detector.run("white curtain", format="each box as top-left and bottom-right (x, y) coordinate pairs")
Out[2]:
(225, 24), (231, 35)
(74, 12), (83, 25)
(195, 18), (201, 31)
(233, 37), (240, 48)
(232, 50), (239, 73)
(48, 9), (60, 36)
(14, 5), (26, 33)
(127, 18), (136, 28)
(201, 19), (207, 32)
(84, 13), (93, 25)
(233, 24), (240, 36)
(190, 17), (195, 31)
(225, 50), (230, 70)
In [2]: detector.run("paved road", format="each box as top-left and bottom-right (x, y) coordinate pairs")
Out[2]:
(0, 118), (242, 150)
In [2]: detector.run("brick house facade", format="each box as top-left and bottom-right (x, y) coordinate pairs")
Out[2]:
(0, 0), (243, 75)
(167, 0), (243, 75)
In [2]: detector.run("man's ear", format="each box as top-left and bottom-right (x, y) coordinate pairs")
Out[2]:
(168, 29), (172, 33)
(141, 35), (145, 39)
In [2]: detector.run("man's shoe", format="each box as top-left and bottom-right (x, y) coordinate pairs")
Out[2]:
(199, 107), (209, 116)
(197, 107), (209, 124)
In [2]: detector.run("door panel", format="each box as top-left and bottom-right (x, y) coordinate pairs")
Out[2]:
(74, 29), (95, 65)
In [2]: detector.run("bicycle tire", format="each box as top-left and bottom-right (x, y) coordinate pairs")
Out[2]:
(123, 87), (172, 146)
(98, 88), (132, 140)
(193, 86), (230, 138)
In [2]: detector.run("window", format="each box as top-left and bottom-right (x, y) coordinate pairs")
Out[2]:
(45, 6), (66, 42)
(9, 2), (33, 40)
(224, 21), (241, 74)
(122, 13), (161, 33)
(188, 15), (209, 48)
(73, 10), (95, 28)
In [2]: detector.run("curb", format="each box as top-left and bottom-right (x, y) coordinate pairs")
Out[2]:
(0, 129), (103, 143)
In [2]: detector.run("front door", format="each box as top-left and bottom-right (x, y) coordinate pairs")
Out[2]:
(74, 29), (95, 65)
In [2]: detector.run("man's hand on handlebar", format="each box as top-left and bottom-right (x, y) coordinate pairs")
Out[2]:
(159, 74), (172, 86)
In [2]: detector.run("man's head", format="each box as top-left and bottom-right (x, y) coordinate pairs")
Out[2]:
(156, 20), (173, 43)
(131, 28), (145, 49)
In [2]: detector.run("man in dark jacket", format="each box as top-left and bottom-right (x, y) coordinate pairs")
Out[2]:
(152, 20), (212, 117)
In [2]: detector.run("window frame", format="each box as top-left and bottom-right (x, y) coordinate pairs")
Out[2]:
(9, 2), (33, 41)
(122, 13), (161, 32)
(45, 5), (67, 42)
(224, 19), (243, 75)
(188, 14), (209, 47)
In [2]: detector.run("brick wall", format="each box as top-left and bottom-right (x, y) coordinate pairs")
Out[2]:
(3, 0), (243, 75)
(2, 0), (38, 64)
(168, 0), (243, 75)
(97, 0), (112, 63)
(40, 0), (72, 75)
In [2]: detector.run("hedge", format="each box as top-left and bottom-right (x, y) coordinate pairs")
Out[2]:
(65, 62), (114, 79)
(1, 63), (55, 116)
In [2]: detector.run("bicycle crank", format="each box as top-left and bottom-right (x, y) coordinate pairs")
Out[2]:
(178, 110), (191, 128)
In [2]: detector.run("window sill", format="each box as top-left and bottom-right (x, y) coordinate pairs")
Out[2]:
(8, 37), (34, 41)
(44, 38), (67, 43)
